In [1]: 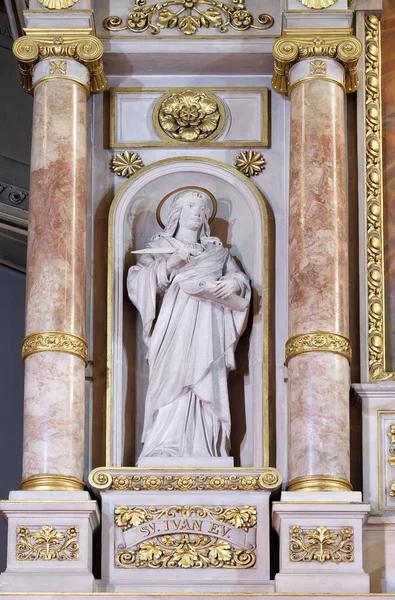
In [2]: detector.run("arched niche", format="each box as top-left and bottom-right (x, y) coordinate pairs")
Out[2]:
(107, 157), (274, 468)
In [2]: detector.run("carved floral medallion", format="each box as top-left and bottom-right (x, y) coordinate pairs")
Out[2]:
(154, 90), (225, 143)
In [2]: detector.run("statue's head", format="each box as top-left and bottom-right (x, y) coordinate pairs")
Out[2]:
(162, 189), (211, 239)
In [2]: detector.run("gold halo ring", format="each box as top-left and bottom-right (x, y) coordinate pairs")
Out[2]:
(156, 185), (217, 229)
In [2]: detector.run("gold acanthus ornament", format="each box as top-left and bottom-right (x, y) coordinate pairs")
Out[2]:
(364, 15), (395, 381)
(272, 34), (362, 95)
(12, 34), (107, 95)
(38, 0), (79, 8)
(103, 0), (274, 36)
(155, 90), (224, 142)
(289, 526), (354, 563)
(116, 533), (256, 569)
(16, 526), (79, 561)
(115, 505), (257, 532)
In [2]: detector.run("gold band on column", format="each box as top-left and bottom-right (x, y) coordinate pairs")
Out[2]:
(285, 331), (352, 366)
(32, 76), (90, 99)
(20, 474), (85, 491)
(287, 475), (353, 492)
(288, 76), (346, 95)
(22, 331), (88, 365)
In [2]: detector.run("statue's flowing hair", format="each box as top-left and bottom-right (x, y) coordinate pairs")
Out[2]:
(153, 189), (216, 243)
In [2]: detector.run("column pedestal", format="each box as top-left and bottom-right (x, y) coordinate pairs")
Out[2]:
(0, 492), (99, 592)
(273, 492), (370, 593)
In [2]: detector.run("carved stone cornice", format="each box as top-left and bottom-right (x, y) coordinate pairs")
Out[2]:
(12, 33), (107, 95)
(272, 33), (362, 95)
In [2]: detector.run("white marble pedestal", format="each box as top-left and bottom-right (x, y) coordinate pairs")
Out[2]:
(0, 491), (100, 592)
(272, 492), (370, 593)
(90, 467), (282, 593)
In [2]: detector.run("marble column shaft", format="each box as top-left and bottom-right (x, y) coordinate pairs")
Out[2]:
(287, 64), (351, 488)
(22, 60), (88, 487)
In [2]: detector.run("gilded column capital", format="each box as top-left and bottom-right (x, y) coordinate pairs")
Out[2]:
(272, 33), (362, 95)
(12, 33), (107, 95)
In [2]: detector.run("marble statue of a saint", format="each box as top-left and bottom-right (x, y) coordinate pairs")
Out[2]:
(127, 188), (250, 463)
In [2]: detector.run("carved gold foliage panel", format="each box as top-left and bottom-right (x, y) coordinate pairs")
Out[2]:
(102, 0), (274, 37)
(289, 526), (354, 563)
(114, 505), (257, 569)
(16, 526), (79, 561)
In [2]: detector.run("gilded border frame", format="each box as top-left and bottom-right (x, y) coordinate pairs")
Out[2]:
(365, 14), (395, 381)
(377, 410), (395, 510)
(110, 87), (269, 148)
(104, 156), (272, 469)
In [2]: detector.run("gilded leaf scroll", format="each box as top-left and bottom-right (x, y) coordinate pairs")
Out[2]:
(103, 0), (274, 37)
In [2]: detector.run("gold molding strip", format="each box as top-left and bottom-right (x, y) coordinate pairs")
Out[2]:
(287, 474), (353, 492)
(365, 15), (395, 381)
(272, 33), (362, 95)
(89, 468), (282, 492)
(22, 331), (88, 365)
(12, 34), (106, 95)
(20, 474), (85, 491)
(285, 331), (352, 365)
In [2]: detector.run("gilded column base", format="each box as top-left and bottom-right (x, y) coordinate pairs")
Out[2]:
(20, 474), (85, 492)
(287, 474), (353, 492)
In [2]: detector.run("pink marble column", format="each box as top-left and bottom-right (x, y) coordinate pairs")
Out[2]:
(21, 59), (89, 490)
(286, 61), (352, 491)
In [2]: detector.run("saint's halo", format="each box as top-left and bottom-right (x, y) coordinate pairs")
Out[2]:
(156, 185), (217, 229)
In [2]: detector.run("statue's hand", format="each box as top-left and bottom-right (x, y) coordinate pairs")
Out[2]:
(166, 248), (190, 273)
(214, 278), (240, 299)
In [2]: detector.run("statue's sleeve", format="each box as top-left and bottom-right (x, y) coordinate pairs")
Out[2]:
(221, 254), (250, 296)
(126, 250), (170, 344)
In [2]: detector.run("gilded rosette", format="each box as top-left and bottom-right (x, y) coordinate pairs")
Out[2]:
(285, 332), (352, 365)
(22, 331), (88, 365)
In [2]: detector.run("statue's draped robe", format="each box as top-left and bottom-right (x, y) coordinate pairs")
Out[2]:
(127, 236), (250, 458)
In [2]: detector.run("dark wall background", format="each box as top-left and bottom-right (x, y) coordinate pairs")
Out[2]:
(0, 264), (25, 572)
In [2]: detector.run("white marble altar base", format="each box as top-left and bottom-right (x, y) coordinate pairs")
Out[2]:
(100, 489), (273, 592)
(272, 492), (370, 593)
(0, 492), (99, 592)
